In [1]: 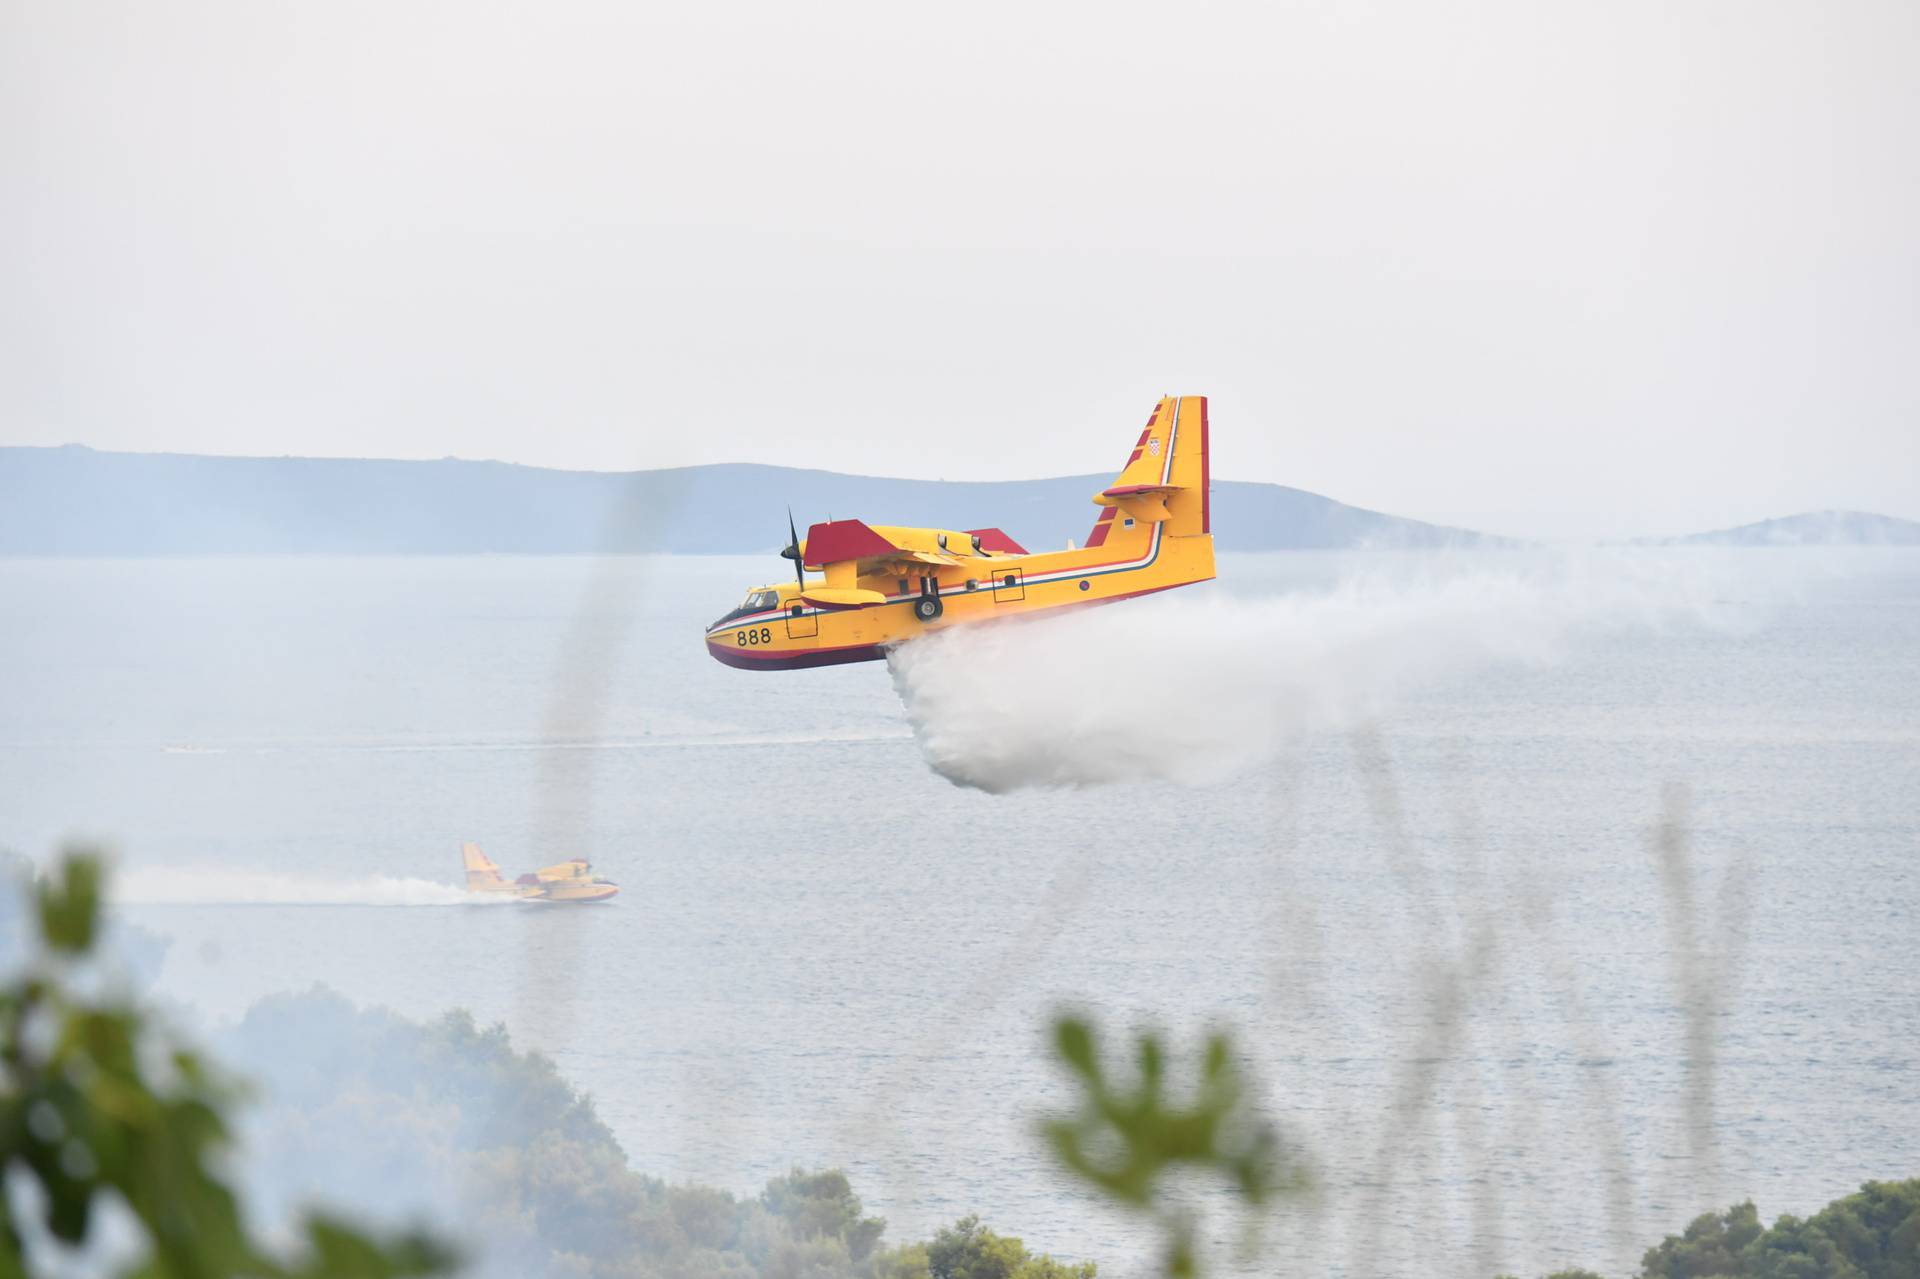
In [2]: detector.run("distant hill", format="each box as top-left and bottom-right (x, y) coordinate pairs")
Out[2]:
(1655, 510), (1920, 547)
(0, 445), (1510, 555)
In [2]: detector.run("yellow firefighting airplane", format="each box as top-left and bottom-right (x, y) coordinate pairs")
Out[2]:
(462, 843), (620, 903)
(705, 394), (1216, 671)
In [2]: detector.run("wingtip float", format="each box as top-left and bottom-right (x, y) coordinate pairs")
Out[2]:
(705, 394), (1216, 671)
(462, 842), (620, 903)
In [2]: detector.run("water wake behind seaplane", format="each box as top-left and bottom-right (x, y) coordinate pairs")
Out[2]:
(112, 867), (500, 907)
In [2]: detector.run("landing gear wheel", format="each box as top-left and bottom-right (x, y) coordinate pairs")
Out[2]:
(913, 595), (944, 622)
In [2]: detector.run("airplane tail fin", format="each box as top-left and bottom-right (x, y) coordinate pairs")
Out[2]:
(1086, 395), (1211, 548)
(463, 842), (507, 891)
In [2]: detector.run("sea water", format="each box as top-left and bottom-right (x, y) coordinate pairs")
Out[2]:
(1, 550), (1915, 1277)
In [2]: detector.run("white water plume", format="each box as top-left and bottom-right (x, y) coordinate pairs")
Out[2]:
(113, 867), (486, 906)
(888, 552), (1740, 792)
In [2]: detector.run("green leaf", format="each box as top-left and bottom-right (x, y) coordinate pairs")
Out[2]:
(1041, 1014), (1304, 1277)
(1054, 1017), (1098, 1081)
(35, 851), (103, 955)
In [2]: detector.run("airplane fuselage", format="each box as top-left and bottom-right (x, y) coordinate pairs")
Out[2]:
(462, 844), (620, 902)
(704, 522), (1215, 670)
(705, 394), (1216, 671)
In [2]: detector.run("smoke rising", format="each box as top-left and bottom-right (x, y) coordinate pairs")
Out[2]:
(888, 554), (1736, 792)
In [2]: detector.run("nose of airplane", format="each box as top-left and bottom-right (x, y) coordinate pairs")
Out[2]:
(705, 633), (773, 670)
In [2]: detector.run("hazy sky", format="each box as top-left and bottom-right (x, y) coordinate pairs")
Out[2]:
(3, 0), (1915, 538)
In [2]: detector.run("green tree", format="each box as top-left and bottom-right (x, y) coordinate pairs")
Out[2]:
(1737, 1180), (1919, 1279)
(1640, 1200), (1766, 1278)
(1512, 1180), (1920, 1279)
(760, 1169), (887, 1263)
(0, 850), (455, 1279)
(875, 1215), (1094, 1279)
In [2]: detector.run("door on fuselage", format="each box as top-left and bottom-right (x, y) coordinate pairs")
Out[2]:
(992, 567), (1025, 602)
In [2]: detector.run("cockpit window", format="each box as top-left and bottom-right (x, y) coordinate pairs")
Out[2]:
(710, 588), (783, 632)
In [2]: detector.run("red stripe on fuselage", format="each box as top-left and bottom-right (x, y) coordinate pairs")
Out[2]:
(1199, 396), (1210, 534)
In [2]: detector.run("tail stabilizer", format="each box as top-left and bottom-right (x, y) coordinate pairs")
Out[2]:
(462, 842), (507, 891)
(1087, 396), (1211, 548)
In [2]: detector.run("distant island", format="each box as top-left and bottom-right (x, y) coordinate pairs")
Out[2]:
(4, 445), (1913, 555)
(1647, 509), (1920, 547)
(0, 444), (1509, 555)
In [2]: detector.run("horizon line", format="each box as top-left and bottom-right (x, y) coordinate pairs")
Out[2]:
(5, 440), (1915, 541)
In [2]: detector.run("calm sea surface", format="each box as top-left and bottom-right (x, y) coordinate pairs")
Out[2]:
(2, 550), (1916, 1276)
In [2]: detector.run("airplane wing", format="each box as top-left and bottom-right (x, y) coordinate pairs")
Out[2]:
(966, 528), (1028, 555)
(801, 519), (901, 569)
(801, 519), (1025, 569)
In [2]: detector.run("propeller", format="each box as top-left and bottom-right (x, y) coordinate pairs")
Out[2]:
(780, 508), (807, 596)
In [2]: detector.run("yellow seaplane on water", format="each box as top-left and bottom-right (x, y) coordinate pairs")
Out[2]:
(462, 843), (620, 903)
(706, 394), (1216, 671)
